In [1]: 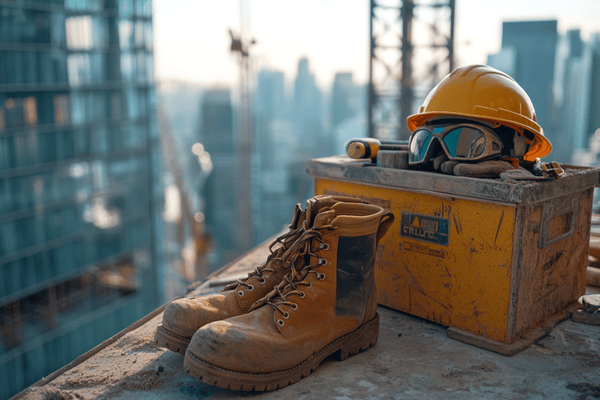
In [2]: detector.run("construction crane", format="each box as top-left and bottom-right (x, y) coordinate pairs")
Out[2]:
(229, 0), (255, 253)
(157, 103), (211, 284)
(369, 0), (456, 140)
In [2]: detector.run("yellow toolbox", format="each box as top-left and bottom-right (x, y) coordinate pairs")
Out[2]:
(307, 156), (600, 355)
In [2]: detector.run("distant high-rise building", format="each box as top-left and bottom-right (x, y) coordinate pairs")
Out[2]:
(486, 47), (517, 79)
(586, 34), (600, 143)
(256, 70), (286, 123)
(293, 57), (328, 157)
(0, 1), (162, 398)
(255, 69), (286, 172)
(550, 29), (586, 162)
(552, 31), (600, 163)
(253, 69), (297, 244)
(198, 88), (237, 267)
(497, 20), (558, 132)
(331, 72), (356, 129)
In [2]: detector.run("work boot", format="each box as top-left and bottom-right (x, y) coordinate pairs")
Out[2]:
(154, 195), (368, 355)
(183, 202), (394, 391)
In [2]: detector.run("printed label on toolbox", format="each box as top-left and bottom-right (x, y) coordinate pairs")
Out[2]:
(400, 212), (449, 246)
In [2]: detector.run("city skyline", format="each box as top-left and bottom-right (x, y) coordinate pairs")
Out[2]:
(153, 0), (600, 88)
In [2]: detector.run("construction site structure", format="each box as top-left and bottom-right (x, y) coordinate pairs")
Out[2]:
(157, 103), (211, 288)
(369, 0), (456, 140)
(229, 0), (255, 254)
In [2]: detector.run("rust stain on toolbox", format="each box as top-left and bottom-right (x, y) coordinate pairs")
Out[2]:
(308, 157), (600, 348)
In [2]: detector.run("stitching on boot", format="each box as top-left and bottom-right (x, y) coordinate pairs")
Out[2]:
(158, 325), (193, 341)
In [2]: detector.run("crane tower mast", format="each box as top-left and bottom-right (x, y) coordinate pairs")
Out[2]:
(369, 0), (456, 141)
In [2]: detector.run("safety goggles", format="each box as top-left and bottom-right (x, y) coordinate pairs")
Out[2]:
(408, 122), (504, 166)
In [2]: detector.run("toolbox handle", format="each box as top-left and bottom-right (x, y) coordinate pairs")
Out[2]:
(539, 198), (577, 249)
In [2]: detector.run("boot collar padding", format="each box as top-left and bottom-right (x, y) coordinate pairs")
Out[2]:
(329, 203), (386, 236)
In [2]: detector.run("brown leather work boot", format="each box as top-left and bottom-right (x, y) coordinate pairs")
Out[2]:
(183, 202), (394, 390)
(154, 195), (367, 355)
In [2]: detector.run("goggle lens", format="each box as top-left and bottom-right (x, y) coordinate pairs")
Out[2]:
(409, 129), (434, 163)
(444, 127), (486, 158)
(409, 124), (503, 165)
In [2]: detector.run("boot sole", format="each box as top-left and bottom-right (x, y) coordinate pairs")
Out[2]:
(183, 313), (380, 391)
(154, 325), (191, 356)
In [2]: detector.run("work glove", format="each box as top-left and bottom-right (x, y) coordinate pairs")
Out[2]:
(451, 160), (514, 178)
(432, 153), (515, 178)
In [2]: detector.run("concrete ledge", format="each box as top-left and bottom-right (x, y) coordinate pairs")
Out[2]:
(16, 239), (600, 400)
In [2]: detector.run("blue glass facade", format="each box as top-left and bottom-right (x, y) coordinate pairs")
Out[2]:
(500, 20), (558, 134)
(0, 0), (162, 398)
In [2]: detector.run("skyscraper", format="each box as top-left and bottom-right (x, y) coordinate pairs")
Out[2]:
(552, 31), (600, 163)
(293, 57), (328, 157)
(253, 69), (296, 244)
(0, 0), (162, 398)
(198, 88), (237, 268)
(331, 72), (356, 129)
(498, 20), (558, 131)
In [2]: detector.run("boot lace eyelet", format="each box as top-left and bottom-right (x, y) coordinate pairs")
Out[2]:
(238, 290), (244, 296)
(299, 291), (305, 298)
(247, 285), (254, 291)
(283, 312), (289, 319)
(291, 303), (298, 310)
(277, 319), (284, 326)
(306, 282), (312, 288)
(258, 278), (265, 284)
(318, 258), (328, 266)
(320, 243), (329, 250)
(319, 273), (326, 280)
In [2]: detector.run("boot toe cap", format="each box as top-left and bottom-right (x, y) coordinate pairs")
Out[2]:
(187, 318), (294, 374)
(163, 294), (238, 338)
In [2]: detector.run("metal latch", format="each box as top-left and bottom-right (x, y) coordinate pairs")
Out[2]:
(540, 161), (565, 179)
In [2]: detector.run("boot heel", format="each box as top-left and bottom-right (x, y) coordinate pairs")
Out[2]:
(338, 313), (380, 361)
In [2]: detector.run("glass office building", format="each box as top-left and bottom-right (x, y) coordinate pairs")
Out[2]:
(0, 0), (163, 398)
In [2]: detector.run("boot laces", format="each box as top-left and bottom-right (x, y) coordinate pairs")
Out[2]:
(223, 220), (304, 291)
(252, 224), (335, 316)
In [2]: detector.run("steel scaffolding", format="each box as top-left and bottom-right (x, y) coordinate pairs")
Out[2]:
(369, 0), (455, 141)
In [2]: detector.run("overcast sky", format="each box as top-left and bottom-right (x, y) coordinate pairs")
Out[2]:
(153, 0), (600, 88)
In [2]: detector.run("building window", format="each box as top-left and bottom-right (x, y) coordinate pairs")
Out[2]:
(118, 19), (133, 50)
(23, 96), (38, 125)
(53, 94), (70, 125)
(66, 16), (93, 50)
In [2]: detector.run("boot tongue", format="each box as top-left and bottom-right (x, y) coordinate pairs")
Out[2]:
(312, 209), (336, 227)
(289, 204), (303, 229)
(305, 195), (338, 227)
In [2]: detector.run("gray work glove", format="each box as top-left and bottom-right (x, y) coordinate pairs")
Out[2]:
(446, 160), (515, 178)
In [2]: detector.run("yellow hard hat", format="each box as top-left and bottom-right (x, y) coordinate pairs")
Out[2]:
(406, 64), (552, 161)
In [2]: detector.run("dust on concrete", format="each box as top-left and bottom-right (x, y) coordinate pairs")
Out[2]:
(566, 382), (600, 399)
(42, 389), (84, 400)
(562, 350), (600, 369)
(469, 361), (501, 373)
(110, 332), (157, 353)
(498, 167), (585, 185)
(109, 365), (168, 392)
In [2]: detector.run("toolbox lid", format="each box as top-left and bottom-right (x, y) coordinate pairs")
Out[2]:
(306, 156), (600, 204)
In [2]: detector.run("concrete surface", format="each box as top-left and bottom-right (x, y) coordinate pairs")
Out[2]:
(17, 241), (600, 400)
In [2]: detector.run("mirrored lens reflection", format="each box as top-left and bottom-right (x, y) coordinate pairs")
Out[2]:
(444, 127), (485, 158)
(410, 129), (434, 162)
